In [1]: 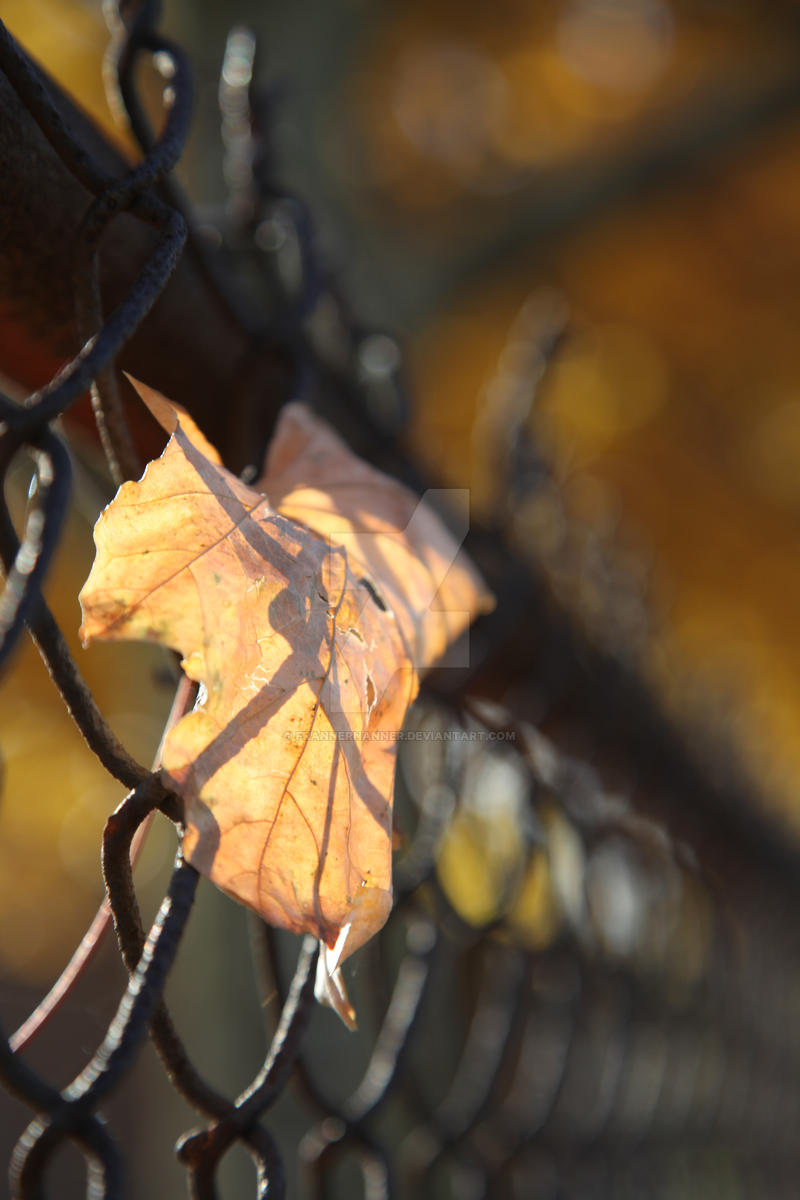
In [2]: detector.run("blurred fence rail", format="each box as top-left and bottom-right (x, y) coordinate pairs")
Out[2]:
(3, 4), (800, 1199)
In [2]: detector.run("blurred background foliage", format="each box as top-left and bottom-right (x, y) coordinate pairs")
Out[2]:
(4, 0), (800, 1194)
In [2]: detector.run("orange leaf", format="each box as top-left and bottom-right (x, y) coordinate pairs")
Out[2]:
(80, 380), (492, 1022)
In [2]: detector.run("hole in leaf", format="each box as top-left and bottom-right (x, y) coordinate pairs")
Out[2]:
(360, 576), (388, 612)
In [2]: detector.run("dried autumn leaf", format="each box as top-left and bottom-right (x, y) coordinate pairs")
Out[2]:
(80, 379), (492, 1020)
(256, 404), (479, 670)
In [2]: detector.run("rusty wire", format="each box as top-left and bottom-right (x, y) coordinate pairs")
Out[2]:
(3, 4), (800, 1199)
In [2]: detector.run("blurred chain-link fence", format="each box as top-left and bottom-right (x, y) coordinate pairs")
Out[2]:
(3, 3), (800, 1198)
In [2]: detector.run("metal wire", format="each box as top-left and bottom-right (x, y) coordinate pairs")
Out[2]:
(3, 5), (800, 1199)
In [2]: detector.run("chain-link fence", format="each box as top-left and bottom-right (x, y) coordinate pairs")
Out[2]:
(3, 4), (800, 1198)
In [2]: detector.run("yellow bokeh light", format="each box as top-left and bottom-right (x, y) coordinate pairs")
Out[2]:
(538, 322), (668, 464)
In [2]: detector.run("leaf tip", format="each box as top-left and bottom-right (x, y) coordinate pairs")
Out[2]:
(315, 947), (358, 1031)
(124, 374), (224, 465)
(123, 374), (179, 435)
